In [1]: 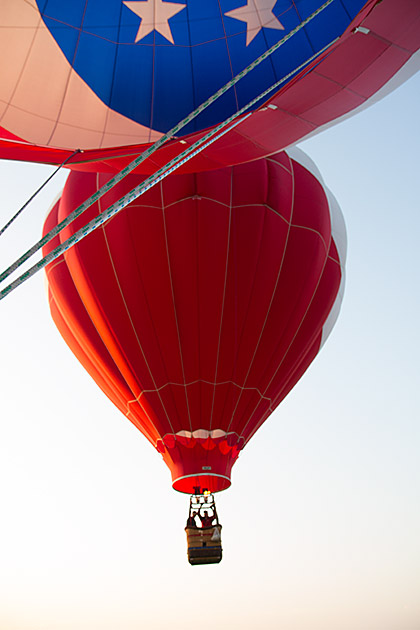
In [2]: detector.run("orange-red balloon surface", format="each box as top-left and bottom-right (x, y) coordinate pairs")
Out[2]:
(43, 150), (345, 493)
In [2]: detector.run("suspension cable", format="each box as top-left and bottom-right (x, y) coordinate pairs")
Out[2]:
(0, 149), (81, 238)
(0, 0), (335, 288)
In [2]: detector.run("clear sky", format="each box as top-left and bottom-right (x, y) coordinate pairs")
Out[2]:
(0, 72), (419, 630)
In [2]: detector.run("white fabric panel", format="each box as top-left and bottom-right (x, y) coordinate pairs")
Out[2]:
(0, 0), (162, 149)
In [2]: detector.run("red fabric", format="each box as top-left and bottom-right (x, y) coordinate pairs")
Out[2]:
(1, 0), (418, 173)
(43, 151), (343, 493)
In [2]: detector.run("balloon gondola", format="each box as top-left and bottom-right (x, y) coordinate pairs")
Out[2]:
(185, 491), (222, 565)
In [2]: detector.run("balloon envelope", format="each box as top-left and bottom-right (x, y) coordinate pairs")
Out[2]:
(1, 0), (418, 172)
(43, 149), (346, 493)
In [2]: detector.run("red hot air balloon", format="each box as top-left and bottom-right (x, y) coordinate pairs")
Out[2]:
(43, 148), (346, 494)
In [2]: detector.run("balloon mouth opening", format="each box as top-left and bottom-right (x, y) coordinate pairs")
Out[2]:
(172, 473), (231, 494)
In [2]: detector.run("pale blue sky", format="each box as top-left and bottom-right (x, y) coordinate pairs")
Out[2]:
(0, 72), (419, 630)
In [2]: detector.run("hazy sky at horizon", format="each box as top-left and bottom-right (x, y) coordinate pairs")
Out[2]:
(0, 71), (419, 630)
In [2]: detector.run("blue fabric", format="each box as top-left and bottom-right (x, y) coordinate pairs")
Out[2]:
(36, 0), (366, 135)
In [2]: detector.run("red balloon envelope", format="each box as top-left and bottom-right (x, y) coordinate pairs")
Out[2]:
(43, 149), (346, 493)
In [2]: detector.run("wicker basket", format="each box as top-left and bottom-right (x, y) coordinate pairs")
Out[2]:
(185, 525), (222, 565)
